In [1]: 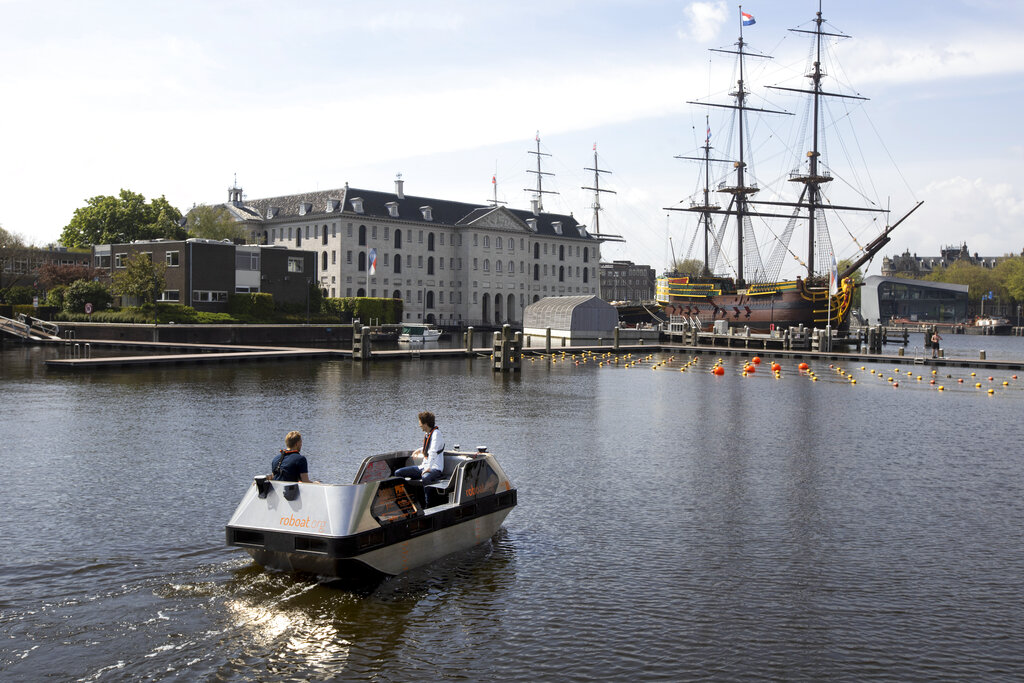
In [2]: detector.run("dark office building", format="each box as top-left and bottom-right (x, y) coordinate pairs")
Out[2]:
(860, 275), (969, 324)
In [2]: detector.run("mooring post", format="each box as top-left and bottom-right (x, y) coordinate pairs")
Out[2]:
(545, 328), (552, 354)
(465, 326), (474, 355)
(613, 326), (620, 352)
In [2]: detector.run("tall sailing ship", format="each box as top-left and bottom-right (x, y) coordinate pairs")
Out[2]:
(656, 2), (921, 332)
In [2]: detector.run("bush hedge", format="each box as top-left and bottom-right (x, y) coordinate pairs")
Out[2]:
(325, 297), (402, 324)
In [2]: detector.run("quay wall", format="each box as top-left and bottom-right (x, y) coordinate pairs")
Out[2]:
(55, 322), (356, 346)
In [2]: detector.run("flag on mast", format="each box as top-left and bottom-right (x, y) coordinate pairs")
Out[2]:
(828, 253), (839, 295)
(368, 248), (377, 275)
(741, 11), (755, 26)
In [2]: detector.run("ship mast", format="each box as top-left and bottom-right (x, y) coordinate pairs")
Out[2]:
(668, 115), (724, 276)
(688, 7), (788, 285)
(524, 132), (558, 211)
(581, 143), (616, 235)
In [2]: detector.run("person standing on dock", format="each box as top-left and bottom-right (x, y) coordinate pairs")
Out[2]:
(270, 431), (319, 483)
(394, 411), (446, 486)
(931, 331), (942, 358)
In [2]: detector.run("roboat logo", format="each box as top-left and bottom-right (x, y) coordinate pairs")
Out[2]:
(278, 514), (327, 533)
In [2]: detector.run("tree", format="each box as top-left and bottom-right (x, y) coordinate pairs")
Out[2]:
(0, 225), (31, 301)
(926, 261), (1002, 303)
(35, 262), (100, 289)
(59, 189), (186, 247)
(111, 253), (166, 307)
(995, 256), (1024, 303)
(63, 279), (113, 314)
(668, 258), (705, 277)
(186, 204), (247, 242)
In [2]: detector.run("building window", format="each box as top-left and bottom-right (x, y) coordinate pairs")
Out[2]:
(426, 291), (434, 309)
(322, 252), (328, 270)
(583, 268), (589, 283)
(395, 257), (402, 273)
(583, 248), (589, 263)
(484, 259), (490, 272)
(287, 257), (304, 273)
(358, 225), (366, 246)
(332, 251), (337, 265)
(418, 230), (423, 244)
(296, 231), (302, 247)
(418, 255), (423, 269)
(495, 260), (502, 273)
(158, 290), (180, 302)
(346, 250), (352, 264)
(358, 251), (366, 272)
(559, 245), (565, 261)
(428, 233), (435, 251)
(533, 264), (539, 281)
(533, 243), (540, 259)
(427, 256), (435, 275)
(395, 229), (402, 249)
(236, 251), (259, 270)
(193, 290), (228, 302)
(372, 225), (378, 239)
(473, 258), (478, 271)
(483, 236), (490, 248)
(165, 251), (180, 267)
(559, 266), (565, 282)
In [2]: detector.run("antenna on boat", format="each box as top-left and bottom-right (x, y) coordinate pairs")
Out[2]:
(581, 143), (615, 235)
(524, 131), (558, 212)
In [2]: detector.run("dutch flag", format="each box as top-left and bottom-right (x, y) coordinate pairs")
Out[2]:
(368, 248), (377, 275)
(742, 11), (755, 26)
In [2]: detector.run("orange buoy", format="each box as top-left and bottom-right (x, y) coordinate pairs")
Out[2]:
(752, 356), (761, 364)
(798, 362), (809, 371)
(713, 366), (725, 376)
(771, 363), (781, 372)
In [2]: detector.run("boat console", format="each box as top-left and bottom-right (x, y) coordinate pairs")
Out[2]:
(225, 447), (516, 578)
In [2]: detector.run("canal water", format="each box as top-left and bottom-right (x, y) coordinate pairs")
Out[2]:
(1, 339), (1023, 680)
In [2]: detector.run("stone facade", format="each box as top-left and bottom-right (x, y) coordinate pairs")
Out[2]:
(221, 179), (603, 326)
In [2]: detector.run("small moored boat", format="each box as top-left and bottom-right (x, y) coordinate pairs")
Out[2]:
(225, 447), (516, 578)
(398, 324), (442, 342)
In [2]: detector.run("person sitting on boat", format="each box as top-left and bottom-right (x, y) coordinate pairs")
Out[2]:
(394, 412), (446, 489)
(269, 431), (319, 483)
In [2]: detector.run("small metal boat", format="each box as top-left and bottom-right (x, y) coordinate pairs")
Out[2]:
(225, 447), (516, 578)
(397, 324), (442, 342)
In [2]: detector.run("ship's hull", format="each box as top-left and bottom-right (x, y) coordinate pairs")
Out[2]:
(656, 276), (854, 332)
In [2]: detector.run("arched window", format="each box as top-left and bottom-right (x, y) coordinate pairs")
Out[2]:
(394, 257), (402, 273)
(508, 260), (514, 274)
(508, 239), (514, 253)
(426, 291), (435, 309)
(559, 265), (565, 282)
(322, 229), (328, 245)
(583, 268), (589, 283)
(359, 225), (367, 246)
(583, 247), (589, 263)
(533, 243), (540, 259)
(483, 259), (490, 272)
(321, 251), (328, 270)
(394, 229), (402, 249)
(481, 293), (490, 322)
(358, 251), (366, 272)
(533, 264), (539, 281)
(427, 256), (434, 275)
(559, 245), (565, 261)
(357, 288), (366, 297)
(428, 233), (435, 251)
(296, 231), (302, 247)
(494, 294), (502, 323)
(392, 289), (402, 300)
(506, 293), (516, 323)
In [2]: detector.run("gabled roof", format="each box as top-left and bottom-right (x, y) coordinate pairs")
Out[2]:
(225, 185), (595, 241)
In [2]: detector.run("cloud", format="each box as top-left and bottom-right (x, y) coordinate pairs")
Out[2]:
(680, 1), (727, 43)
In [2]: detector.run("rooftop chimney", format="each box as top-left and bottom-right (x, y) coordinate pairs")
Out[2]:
(395, 173), (405, 199)
(530, 198), (540, 215)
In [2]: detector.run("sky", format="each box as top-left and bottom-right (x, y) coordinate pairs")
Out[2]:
(1, 0), (1022, 277)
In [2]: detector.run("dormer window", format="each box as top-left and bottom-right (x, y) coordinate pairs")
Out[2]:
(351, 197), (364, 214)
(299, 202), (312, 216)
(420, 206), (433, 221)
(386, 202), (399, 218)
(526, 218), (538, 232)
(579, 224), (589, 237)
(552, 221), (563, 235)
(326, 199), (340, 212)
(267, 206), (280, 219)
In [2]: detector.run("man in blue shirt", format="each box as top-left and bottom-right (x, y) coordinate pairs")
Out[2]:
(270, 431), (318, 483)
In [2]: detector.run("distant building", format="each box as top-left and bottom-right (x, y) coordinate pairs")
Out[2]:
(599, 260), (655, 302)
(881, 243), (1018, 277)
(92, 239), (315, 312)
(1, 246), (91, 291)
(218, 178), (608, 326)
(860, 275), (969, 324)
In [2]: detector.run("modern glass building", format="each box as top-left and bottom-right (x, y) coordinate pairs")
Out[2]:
(860, 275), (969, 324)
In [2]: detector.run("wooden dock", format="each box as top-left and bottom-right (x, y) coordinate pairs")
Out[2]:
(39, 336), (1024, 372)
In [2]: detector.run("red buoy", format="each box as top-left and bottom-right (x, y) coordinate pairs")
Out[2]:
(798, 362), (809, 371)
(713, 366), (725, 376)
(752, 357), (761, 364)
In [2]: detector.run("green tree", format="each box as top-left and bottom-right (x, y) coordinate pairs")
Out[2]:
(59, 190), (186, 247)
(926, 261), (1002, 303)
(995, 256), (1024, 303)
(64, 279), (113, 314)
(669, 258), (705, 277)
(111, 253), (166, 306)
(186, 204), (247, 242)
(0, 225), (31, 300)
